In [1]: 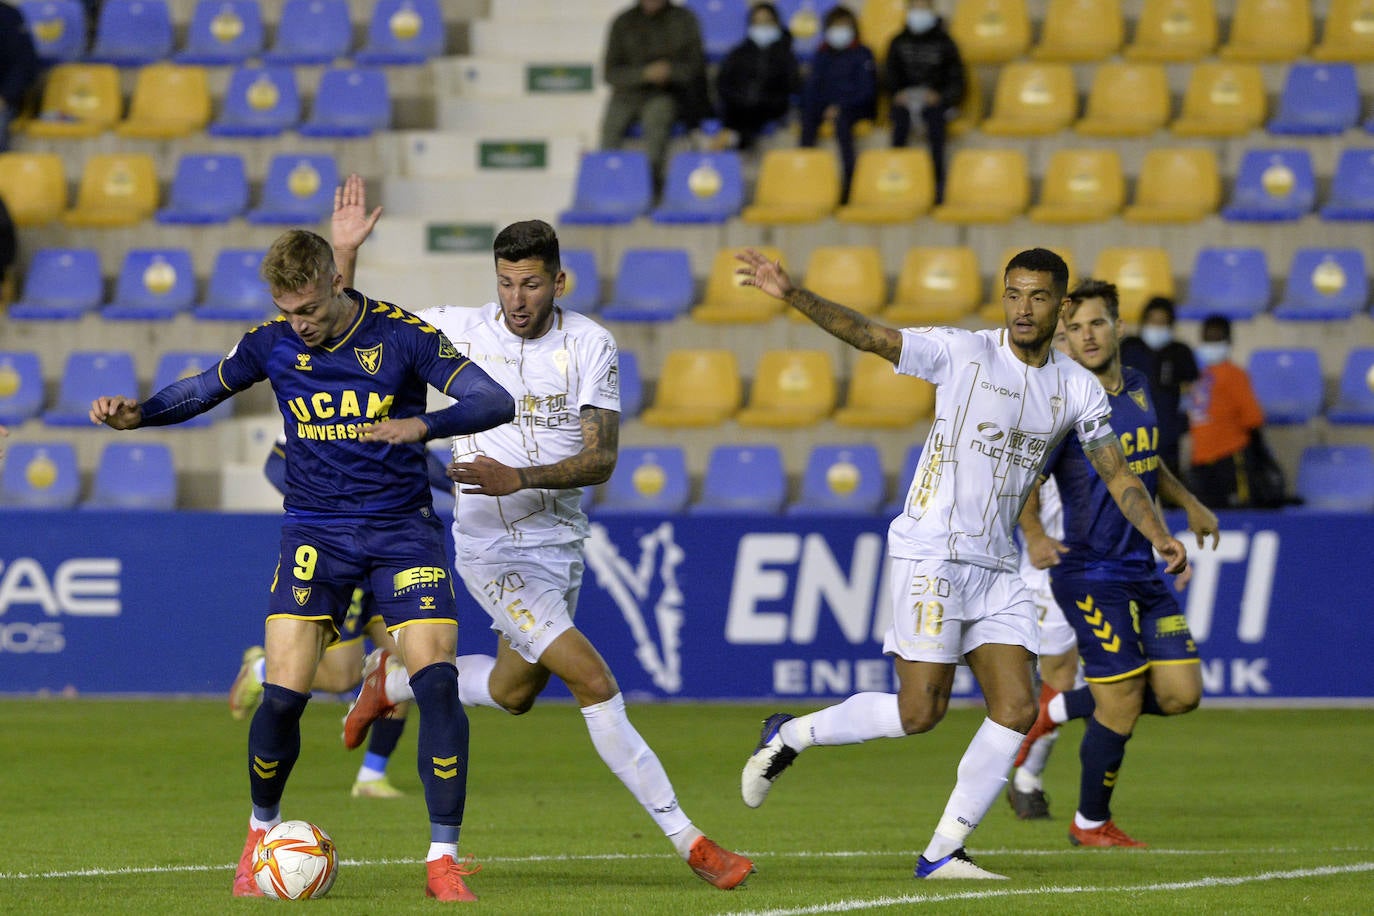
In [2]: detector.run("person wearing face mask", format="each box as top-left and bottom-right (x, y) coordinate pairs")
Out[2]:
(798, 5), (878, 203)
(1184, 315), (1266, 509)
(884, 0), (964, 204)
(1119, 297), (1199, 478)
(714, 3), (800, 151)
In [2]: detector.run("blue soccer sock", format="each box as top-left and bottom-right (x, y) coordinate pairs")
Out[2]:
(409, 662), (469, 842)
(1062, 685), (1097, 722)
(360, 715), (406, 779)
(1077, 715), (1131, 823)
(248, 683), (310, 813)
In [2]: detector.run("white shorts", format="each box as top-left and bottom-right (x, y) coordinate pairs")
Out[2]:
(458, 542), (584, 665)
(1033, 586), (1079, 657)
(882, 558), (1040, 664)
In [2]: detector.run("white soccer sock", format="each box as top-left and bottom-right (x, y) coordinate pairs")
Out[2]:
(924, 718), (1025, 861)
(1017, 729), (1060, 785)
(356, 763), (387, 783)
(456, 654), (501, 709)
(779, 693), (905, 750)
(384, 665), (414, 704)
(667, 824), (704, 860)
(1073, 812), (1106, 830)
(1048, 693), (1069, 724)
(252, 655), (266, 686)
(580, 693), (692, 839)
(426, 842), (458, 862)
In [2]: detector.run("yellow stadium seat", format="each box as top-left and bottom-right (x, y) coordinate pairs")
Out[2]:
(1123, 148), (1220, 223)
(736, 350), (837, 428)
(1219, 0), (1312, 61)
(1074, 63), (1170, 137)
(23, 63), (122, 139)
(981, 62), (1078, 136)
(947, 65), (983, 136)
(1314, 0), (1374, 61)
(0, 153), (67, 227)
(933, 149), (1029, 223)
(117, 64), (211, 139)
(640, 350), (742, 427)
(1171, 62), (1266, 136)
(791, 246), (886, 321)
(950, 0), (1030, 63)
(1124, 0), (1217, 61)
(885, 246), (982, 326)
(741, 149), (841, 224)
(834, 351), (936, 428)
(63, 153), (159, 227)
(1092, 247), (1175, 324)
(1028, 148), (1125, 223)
(978, 245), (1076, 324)
(860, 0), (907, 64)
(693, 246), (786, 323)
(835, 148), (935, 224)
(1033, 0), (1123, 61)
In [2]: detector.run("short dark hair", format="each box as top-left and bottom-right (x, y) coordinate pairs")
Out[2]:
(823, 4), (856, 29)
(1064, 278), (1120, 322)
(749, 2), (780, 25)
(1004, 248), (1070, 300)
(493, 220), (561, 277)
(1201, 314), (1232, 341)
(1141, 296), (1176, 324)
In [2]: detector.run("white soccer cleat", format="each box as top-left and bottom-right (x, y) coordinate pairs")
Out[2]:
(914, 847), (1008, 880)
(741, 713), (798, 809)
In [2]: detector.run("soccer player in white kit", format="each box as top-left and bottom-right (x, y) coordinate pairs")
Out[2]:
(734, 247), (1188, 879)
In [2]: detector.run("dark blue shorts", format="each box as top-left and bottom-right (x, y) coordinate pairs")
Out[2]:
(330, 583), (381, 648)
(1050, 574), (1199, 683)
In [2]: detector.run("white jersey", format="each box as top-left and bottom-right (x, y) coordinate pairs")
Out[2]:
(418, 302), (620, 558)
(889, 327), (1112, 572)
(1017, 475), (1063, 593)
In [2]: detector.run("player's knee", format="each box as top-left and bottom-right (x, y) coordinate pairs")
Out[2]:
(899, 704), (945, 735)
(1157, 691), (1201, 716)
(492, 684), (539, 716)
(990, 697), (1037, 734)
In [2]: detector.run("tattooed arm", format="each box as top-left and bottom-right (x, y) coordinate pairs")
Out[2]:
(1085, 436), (1189, 574)
(449, 406), (619, 496)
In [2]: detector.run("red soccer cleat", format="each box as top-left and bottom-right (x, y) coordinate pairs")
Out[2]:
(342, 649), (395, 750)
(425, 854), (481, 901)
(1013, 682), (1060, 768)
(687, 836), (755, 890)
(1069, 820), (1148, 848)
(232, 826), (267, 897)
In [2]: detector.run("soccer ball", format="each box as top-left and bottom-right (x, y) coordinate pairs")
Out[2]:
(252, 820), (339, 899)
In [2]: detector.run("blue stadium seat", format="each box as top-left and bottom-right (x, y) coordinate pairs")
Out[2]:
(1273, 248), (1368, 320)
(356, 0), (445, 64)
(0, 351), (44, 425)
(558, 151), (654, 225)
(884, 443), (925, 517)
(85, 443), (177, 510)
(194, 249), (273, 321)
(776, 0), (839, 61)
(788, 443), (885, 516)
(691, 444), (786, 515)
(1247, 348), (1323, 425)
(686, 0), (746, 61)
(599, 249), (694, 322)
(19, 0), (88, 62)
(617, 349), (643, 418)
(651, 151), (746, 224)
(153, 351), (233, 426)
(1221, 149), (1316, 221)
(9, 248), (103, 321)
(88, 0), (174, 65)
(157, 153), (250, 225)
(1296, 445), (1374, 512)
(593, 445), (690, 515)
(1176, 247), (1271, 320)
(0, 443), (80, 509)
(175, 0), (264, 64)
(103, 248), (197, 321)
(208, 65), (301, 137)
(558, 248), (601, 312)
(246, 154), (339, 224)
(1319, 148), (1374, 221)
(1267, 63), (1360, 135)
(44, 351), (138, 426)
(1328, 348), (1374, 424)
(299, 67), (391, 138)
(263, 0), (351, 65)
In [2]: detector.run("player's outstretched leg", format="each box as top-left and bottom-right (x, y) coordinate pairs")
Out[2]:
(741, 713), (799, 808)
(229, 646), (266, 721)
(342, 648), (398, 749)
(352, 705), (408, 798)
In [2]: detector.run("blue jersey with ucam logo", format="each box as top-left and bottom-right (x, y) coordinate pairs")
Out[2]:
(1044, 366), (1162, 580)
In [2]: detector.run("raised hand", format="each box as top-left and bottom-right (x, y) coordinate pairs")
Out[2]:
(332, 172), (382, 254)
(734, 248), (794, 300)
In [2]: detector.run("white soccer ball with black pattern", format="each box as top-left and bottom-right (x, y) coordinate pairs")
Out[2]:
(252, 820), (339, 899)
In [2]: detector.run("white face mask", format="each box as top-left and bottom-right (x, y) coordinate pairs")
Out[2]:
(1195, 342), (1231, 367)
(748, 23), (781, 47)
(907, 9), (937, 33)
(1140, 325), (1172, 350)
(825, 25), (855, 49)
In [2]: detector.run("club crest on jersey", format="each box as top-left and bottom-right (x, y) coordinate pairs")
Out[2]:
(295, 353), (313, 371)
(292, 586), (311, 606)
(355, 343), (383, 375)
(1129, 388), (1149, 411)
(437, 333), (458, 359)
(552, 348), (569, 373)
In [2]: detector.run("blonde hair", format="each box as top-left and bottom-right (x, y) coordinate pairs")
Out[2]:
(260, 230), (336, 294)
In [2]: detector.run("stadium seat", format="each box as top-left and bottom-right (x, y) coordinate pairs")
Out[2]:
(593, 446), (689, 515)
(1176, 248), (1270, 320)
(176, 0), (263, 64)
(1313, 0), (1374, 61)
(884, 442), (924, 516)
(1075, 62), (1170, 137)
(687, 0), (746, 60)
(1273, 248), (1368, 320)
(1171, 62), (1266, 136)
(23, 63), (121, 138)
(356, 0), (445, 65)
(1327, 348), (1374, 424)
(599, 248), (694, 322)
(194, 249), (273, 321)
(88, 0), (173, 65)
(1125, 0), (1216, 61)
(736, 350), (837, 428)
(835, 148), (935, 224)
(0, 443), (80, 509)
(884, 246), (981, 325)
(651, 151), (745, 224)
(1296, 445), (1374, 511)
(947, 63), (983, 136)
(980, 62), (1077, 136)
(19, 0), (87, 62)
(263, 0), (352, 65)
(1027, 148), (1125, 224)
(1219, 0), (1312, 61)
(693, 246), (785, 323)
(1092, 247), (1174, 324)
(1247, 348), (1323, 424)
(932, 149), (1029, 223)
(1267, 63), (1360, 135)
(246, 154), (339, 225)
(1318, 148), (1374, 220)
(299, 67), (390, 138)
(834, 351), (935, 428)
(557, 248), (600, 312)
(116, 63), (210, 138)
(156, 153), (249, 225)
(949, 0), (1030, 63)
(9, 248), (103, 320)
(102, 248), (197, 320)
(559, 150), (653, 225)
(616, 350), (643, 418)
(44, 350), (137, 426)
(85, 443), (177, 510)
(1032, 0), (1122, 60)
(792, 246), (885, 320)
(0, 153), (66, 227)
(1122, 147), (1221, 223)
(776, 0), (838, 60)
(859, 0), (906, 64)
(1221, 149), (1316, 222)
(787, 444), (885, 516)
(691, 444), (787, 515)
(152, 351), (232, 426)
(208, 65), (301, 137)
(0, 351), (44, 425)
(640, 349), (742, 427)
(741, 149), (841, 224)
(62, 153), (158, 228)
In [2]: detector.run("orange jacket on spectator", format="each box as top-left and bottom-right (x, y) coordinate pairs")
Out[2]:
(1186, 361), (1265, 467)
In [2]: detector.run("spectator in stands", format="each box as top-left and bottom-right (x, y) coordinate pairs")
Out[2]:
(600, 0), (710, 190)
(798, 4), (877, 204)
(713, 3), (799, 151)
(1185, 315), (1266, 509)
(0, 194), (15, 306)
(1119, 297), (1198, 478)
(885, 0), (963, 204)
(0, 0), (41, 151)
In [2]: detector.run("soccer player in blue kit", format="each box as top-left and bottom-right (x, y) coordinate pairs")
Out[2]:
(89, 229), (516, 901)
(1016, 279), (1219, 847)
